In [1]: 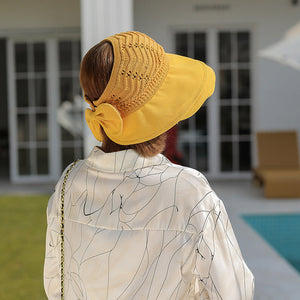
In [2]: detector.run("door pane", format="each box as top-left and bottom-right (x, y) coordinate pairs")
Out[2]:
(18, 148), (31, 175)
(33, 43), (46, 72)
(36, 113), (48, 141)
(219, 32), (231, 63)
(73, 76), (82, 95)
(195, 106), (207, 136)
(194, 33), (206, 61)
(74, 40), (81, 71)
(220, 106), (232, 135)
(61, 127), (73, 140)
(179, 119), (189, 131)
(238, 69), (250, 99)
(180, 143), (190, 167)
(238, 106), (251, 135)
(221, 142), (233, 171)
(60, 77), (73, 103)
(175, 33), (188, 56)
(59, 41), (73, 71)
(239, 141), (251, 171)
(15, 43), (28, 73)
(34, 78), (47, 106)
(17, 114), (30, 142)
(237, 32), (250, 63)
(196, 142), (207, 172)
(16, 79), (29, 107)
(220, 69), (232, 99)
(62, 147), (74, 169)
(37, 148), (49, 174)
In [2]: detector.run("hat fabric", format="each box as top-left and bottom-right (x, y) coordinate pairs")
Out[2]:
(85, 31), (215, 145)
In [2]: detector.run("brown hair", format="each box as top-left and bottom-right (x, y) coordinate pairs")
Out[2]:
(80, 41), (166, 157)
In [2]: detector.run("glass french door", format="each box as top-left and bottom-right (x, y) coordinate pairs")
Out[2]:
(8, 41), (51, 182)
(8, 37), (83, 183)
(175, 28), (252, 178)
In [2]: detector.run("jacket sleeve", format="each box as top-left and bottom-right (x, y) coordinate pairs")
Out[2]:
(43, 181), (62, 300)
(192, 193), (254, 300)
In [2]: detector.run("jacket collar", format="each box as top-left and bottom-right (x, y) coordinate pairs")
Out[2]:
(85, 146), (168, 173)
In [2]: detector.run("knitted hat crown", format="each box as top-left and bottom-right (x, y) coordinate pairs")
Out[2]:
(85, 31), (216, 145)
(90, 31), (169, 117)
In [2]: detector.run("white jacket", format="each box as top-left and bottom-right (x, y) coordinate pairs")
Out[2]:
(44, 147), (254, 299)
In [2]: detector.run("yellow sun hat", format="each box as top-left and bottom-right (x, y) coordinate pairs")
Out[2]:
(85, 31), (215, 145)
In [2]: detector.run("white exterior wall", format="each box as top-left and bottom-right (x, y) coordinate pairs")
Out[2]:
(0, 0), (80, 32)
(1, 0), (300, 172)
(134, 0), (300, 165)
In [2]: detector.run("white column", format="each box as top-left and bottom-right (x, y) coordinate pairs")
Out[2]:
(47, 39), (61, 180)
(207, 28), (220, 178)
(80, 0), (134, 156)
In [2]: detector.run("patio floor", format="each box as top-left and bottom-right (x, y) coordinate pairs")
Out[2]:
(211, 180), (300, 300)
(1, 179), (300, 299)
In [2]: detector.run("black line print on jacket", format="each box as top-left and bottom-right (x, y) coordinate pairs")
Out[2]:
(44, 149), (254, 299)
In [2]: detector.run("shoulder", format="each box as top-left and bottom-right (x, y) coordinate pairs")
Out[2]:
(168, 163), (213, 197)
(166, 162), (221, 208)
(162, 163), (224, 233)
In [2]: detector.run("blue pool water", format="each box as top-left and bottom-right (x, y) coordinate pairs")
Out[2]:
(242, 214), (300, 274)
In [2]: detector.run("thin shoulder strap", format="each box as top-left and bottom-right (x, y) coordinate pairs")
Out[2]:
(60, 160), (79, 300)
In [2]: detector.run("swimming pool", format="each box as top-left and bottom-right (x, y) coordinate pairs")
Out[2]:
(242, 213), (300, 274)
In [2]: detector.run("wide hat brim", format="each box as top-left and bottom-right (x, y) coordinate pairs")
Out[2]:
(106, 53), (215, 145)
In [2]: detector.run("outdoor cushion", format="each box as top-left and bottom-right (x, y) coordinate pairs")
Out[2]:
(254, 131), (300, 198)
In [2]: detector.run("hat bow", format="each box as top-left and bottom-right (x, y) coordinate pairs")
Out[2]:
(85, 103), (123, 141)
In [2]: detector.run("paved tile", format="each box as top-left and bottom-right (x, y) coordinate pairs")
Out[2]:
(0, 180), (54, 195)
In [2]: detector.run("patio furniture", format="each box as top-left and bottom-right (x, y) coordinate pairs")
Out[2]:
(253, 131), (300, 198)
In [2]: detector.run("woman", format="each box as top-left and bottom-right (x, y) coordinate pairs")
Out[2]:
(44, 31), (254, 299)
